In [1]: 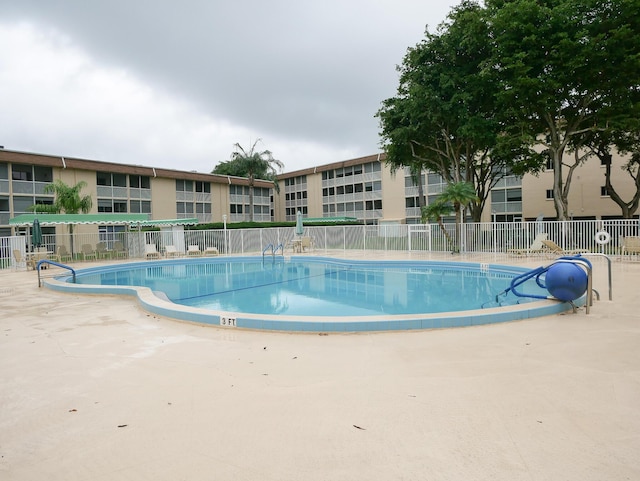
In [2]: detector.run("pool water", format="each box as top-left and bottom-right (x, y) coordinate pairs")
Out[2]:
(72, 257), (547, 317)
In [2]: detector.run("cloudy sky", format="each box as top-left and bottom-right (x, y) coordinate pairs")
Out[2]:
(0, 0), (459, 174)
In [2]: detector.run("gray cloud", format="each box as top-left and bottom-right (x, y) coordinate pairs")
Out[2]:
(0, 0), (458, 172)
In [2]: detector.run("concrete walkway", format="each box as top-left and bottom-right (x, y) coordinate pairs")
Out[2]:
(1, 254), (639, 480)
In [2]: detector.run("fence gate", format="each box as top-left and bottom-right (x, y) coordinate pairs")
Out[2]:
(408, 224), (432, 252)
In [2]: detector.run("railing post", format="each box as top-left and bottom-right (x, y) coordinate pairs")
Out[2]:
(363, 225), (366, 252)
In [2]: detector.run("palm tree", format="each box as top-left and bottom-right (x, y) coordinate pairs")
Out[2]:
(421, 200), (456, 252)
(34, 180), (93, 256)
(422, 181), (478, 253)
(228, 139), (284, 222)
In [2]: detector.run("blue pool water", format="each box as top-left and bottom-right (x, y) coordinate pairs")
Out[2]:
(45, 256), (582, 331)
(66, 256), (551, 318)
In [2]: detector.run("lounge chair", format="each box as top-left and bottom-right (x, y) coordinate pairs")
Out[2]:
(187, 245), (202, 256)
(300, 236), (314, 252)
(621, 236), (640, 256)
(95, 242), (110, 259)
(145, 244), (161, 260)
(287, 238), (301, 252)
(81, 244), (97, 261)
(13, 249), (34, 270)
(112, 241), (127, 259)
(507, 233), (549, 256)
(165, 245), (182, 258)
(203, 246), (219, 257)
(56, 245), (73, 263)
(541, 239), (590, 256)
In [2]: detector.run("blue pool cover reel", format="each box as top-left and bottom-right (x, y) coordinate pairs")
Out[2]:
(545, 262), (589, 302)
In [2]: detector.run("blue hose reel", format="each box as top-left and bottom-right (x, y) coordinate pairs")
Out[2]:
(496, 256), (591, 304)
(544, 262), (588, 302)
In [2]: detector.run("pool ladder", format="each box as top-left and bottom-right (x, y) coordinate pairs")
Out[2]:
(262, 243), (284, 259)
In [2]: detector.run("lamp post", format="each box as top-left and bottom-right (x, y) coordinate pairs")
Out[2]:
(223, 214), (227, 254)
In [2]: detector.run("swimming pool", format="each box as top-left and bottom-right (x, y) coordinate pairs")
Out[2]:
(45, 256), (579, 332)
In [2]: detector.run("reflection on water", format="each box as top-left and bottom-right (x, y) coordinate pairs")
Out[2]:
(74, 259), (546, 316)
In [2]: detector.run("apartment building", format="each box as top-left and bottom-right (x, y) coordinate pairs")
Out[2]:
(2, 146), (637, 238)
(276, 151), (639, 224)
(0, 149), (274, 237)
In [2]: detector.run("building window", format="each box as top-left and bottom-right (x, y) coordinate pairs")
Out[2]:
(12, 165), (32, 181)
(506, 188), (522, 202)
(546, 157), (554, 170)
(129, 175), (151, 189)
(406, 197), (419, 208)
(364, 162), (381, 173)
(130, 200), (151, 213)
(600, 186), (609, 197)
(195, 181), (210, 193)
(97, 172), (127, 187)
(546, 189), (554, 199)
(196, 203), (212, 214)
(98, 225), (126, 248)
(176, 179), (194, 192)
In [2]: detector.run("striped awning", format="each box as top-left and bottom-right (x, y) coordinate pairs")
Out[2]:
(137, 218), (199, 227)
(9, 213), (150, 226)
(302, 216), (360, 224)
(10, 214), (201, 227)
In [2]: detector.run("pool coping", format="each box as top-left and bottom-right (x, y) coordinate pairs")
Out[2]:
(43, 256), (585, 332)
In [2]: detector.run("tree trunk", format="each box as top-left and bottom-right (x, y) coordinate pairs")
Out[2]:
(453, 202), (462, 253)
(603, 152), (640, 219)
(551, 148), (570, 221)
(437, 217), (455, 252)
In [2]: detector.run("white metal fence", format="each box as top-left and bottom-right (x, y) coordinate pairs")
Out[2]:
(2, 219), (639, 269)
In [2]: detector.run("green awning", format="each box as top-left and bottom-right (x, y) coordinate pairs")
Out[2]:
(9, 213), (150, 226)
(9, 214), (201, 227)
(137, 218), (199, 227)
(302, 216), (360, 224)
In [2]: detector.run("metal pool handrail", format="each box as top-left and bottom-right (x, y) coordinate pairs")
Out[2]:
(36, 259), (76, 287)
(262, 243), (284, 258)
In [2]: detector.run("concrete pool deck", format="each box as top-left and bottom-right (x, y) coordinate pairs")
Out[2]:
(1, 252), (639, 480)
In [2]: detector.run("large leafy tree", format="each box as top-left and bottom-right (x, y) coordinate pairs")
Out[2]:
(377, 1), (539, 222)
(487, 0), (640, 220)
(579, 127), (640, 218)
(30, 179), (93, 256)
(213, 139), (284, 222)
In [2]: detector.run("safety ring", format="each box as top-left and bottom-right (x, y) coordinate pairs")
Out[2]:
(594, 231), (611, 245)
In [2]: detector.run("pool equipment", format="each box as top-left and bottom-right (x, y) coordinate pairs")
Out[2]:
(545, 262), (588, 301)
(495, 256), (593, 313)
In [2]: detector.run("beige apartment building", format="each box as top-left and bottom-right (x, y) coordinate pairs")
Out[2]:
(0, 149), (274, 238)
(277, 151), (639, 224)
(1, 146), (637, 239)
